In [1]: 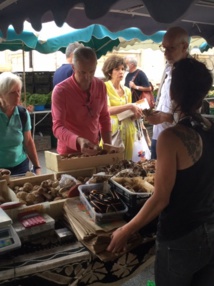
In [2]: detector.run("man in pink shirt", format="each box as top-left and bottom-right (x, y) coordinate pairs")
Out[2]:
(52, 47), (112, 155)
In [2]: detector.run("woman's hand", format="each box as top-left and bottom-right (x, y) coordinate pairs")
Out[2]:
(131, 105), (142, 119)
(35, 168), (41, 175)
(107, 226), (130, 253)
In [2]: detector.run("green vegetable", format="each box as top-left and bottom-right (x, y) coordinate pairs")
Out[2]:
(28, 93), (49, 105)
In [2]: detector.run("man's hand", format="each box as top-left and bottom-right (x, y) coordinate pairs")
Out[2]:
(146, 111), (173, 125)
(129, 80), (135, 89)
(145, 111), (162, 124)
(77, 137), (101, 156)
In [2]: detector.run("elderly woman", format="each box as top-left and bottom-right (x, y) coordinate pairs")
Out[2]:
(102, 55), (142, 160)
(0, 72), (41, 175)
(107, 58), (214, 286)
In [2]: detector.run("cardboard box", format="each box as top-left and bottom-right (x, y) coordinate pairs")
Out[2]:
(34, 135), (51, 151)
(45, 151), (124, 172)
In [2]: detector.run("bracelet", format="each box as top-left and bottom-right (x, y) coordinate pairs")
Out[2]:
(33, 166), (41, 172)
(136, 86), (139, 90)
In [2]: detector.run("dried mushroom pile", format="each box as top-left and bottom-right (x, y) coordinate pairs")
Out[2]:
(60, 149), (118, 159)
(113, 177), (154, 193)
(85, 188), (125, 213)
(110, 160), (156, 193)
(93, 160), (155, 192)
(13, 180), (66, 205)
(12, 175), (90, 206)
(0, 168), (11, 179)
(97, 160), (136, 176)
(10, 159), (156, 205)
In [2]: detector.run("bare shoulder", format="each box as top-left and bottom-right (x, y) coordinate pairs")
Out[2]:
(165, 125), (201, 163)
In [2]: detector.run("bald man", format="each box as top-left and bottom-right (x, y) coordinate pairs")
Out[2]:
(146, 27), (190, 159)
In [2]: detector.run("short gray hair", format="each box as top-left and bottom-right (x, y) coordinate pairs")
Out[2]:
(72, 47), (97, 65)
(0, 72), (22, 96)
(65, 42), (83, 58)
(125, 56), (138, 67)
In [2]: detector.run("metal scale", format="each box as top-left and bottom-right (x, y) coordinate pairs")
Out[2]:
(0, 208), (21, 254)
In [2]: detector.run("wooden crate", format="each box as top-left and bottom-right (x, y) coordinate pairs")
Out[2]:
(8, 174), (55, 189)
(0, 180), (18, 202)
(45, 151), (124, 172)
(55, 168), (95, 181)
(4, 199), (65, 221)
(5, 174), (65, 221)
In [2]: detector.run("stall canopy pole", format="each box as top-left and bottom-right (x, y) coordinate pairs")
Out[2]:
(22, 42), (26, 107)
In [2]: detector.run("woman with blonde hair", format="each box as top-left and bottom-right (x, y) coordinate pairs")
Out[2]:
(0, 72), (41, 175)
(102, 55), (142, 160)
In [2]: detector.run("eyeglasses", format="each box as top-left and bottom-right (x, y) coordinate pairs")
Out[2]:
(159, 43), (183, 53)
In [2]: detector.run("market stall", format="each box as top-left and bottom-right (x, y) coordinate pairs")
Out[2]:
(0, 155), (156, 286)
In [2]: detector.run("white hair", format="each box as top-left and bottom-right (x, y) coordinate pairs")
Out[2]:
(0, 72), (22, 96)
(125, 56), (138, 67)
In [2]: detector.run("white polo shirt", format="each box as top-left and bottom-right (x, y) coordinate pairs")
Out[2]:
(152, 65), (174, 140)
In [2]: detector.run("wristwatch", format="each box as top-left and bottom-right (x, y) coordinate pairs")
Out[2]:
(32, 166), (41, 172)
(136, 86), (139, 90)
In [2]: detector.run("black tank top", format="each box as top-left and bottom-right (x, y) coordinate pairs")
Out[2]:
(157, 117), (214, 241)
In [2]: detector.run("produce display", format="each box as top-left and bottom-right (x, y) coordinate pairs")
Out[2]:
(11, 175), (90, 205)
(0, 168), (11, 180)
(5, 159), (156, 206)
(21, 92), (52, 106)
(84, 188), (125, 213)
(112, 176), (154, 193)
(60, 149), (118, 159)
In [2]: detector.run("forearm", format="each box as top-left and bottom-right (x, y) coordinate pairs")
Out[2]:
(135, 85), (152, 92)
(108, 104), (133, 115)
(160, 112), (173, 123)
(101, 131), (112, 144)
(107, 193), (169, 252)
(53, 123), (78, 151)
(121, 194), (168, 235)
(147, 111), (173, 125)
(24, 138), (40, 167)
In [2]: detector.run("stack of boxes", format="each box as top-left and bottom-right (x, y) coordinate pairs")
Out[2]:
(15, 71), (54, 94)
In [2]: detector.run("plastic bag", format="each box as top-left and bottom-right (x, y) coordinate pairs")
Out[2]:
(111, 128), (125, 149)
(132, 120), (151, 162)
(59, 174), (77, 188)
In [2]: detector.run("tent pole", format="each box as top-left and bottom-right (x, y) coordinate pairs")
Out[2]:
(22, 45), (26, 107)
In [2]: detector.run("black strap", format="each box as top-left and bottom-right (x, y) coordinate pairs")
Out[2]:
(131, 69), (140, 82)
(131, 69), (141, 102)
(17, 105), (27, 132)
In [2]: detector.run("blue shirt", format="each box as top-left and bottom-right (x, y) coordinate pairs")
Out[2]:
(53, 64), (73, 87)
(0, 107), (31, 167)
(125, 69), (150, 103)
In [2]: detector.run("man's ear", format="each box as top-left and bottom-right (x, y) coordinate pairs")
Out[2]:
(183, 42), (189, 51)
